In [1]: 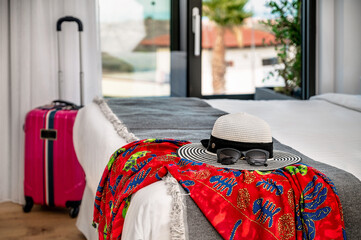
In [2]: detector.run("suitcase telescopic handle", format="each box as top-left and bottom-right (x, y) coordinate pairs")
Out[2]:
(56, 16), (84, 107)
(56, 16), (83, 32)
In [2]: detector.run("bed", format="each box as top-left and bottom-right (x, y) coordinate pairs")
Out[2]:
(73, 93), (361, 239)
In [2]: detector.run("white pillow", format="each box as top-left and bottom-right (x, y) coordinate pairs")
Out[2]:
(310, 93), (361, 112)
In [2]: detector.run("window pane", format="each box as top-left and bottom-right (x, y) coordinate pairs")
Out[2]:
(100, 0), (171, 97)
(202, 0), (301, 96)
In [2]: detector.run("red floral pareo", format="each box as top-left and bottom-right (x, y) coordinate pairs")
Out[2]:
(93, 139), (346, 240)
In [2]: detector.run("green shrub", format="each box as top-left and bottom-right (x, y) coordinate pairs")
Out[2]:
(263, 0), (301, 96)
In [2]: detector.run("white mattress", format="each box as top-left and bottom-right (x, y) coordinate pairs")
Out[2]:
(73, 102), (127, 240)
(73, 93), (361, 239)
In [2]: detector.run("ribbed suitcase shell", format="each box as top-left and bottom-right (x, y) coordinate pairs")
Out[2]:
(24, 107), (85, 208)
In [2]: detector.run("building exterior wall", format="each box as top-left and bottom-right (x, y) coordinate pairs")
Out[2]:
(201, 46), (283, 95)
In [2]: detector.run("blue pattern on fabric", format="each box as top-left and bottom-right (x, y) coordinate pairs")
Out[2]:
(272, 169), (288, 178)
(317, 171), (338, 196)
(123, 151), (150, 171)
(179, 180), (195, 193)
(179, 169), (197, 174)
(97, 185), (104, 194)
(295, 204), (302, 231)
(124, 168), (152, 193)
(145, 138), (188, 145)
(94, 202), (102, 216)
(113, 147), (125, 159)
(301, 175), (332, 240)
(230, 220), (243, 240)
(109, 175), (123, 196)
(130, 154), (156, 172)
(256, 179), (284, 196)
(343, 228), (347, 240)
(302, 207), (331, 240)
(252, 198), (281, 228)
(303, 176), (328, 210)
(177, 158), (204, 167)
(155, 173), (162, 180)
(217, 168), (243, 177)
(230, 170), (243, 177)
(209, 175), (237, 196)
(122, 145), (138, 157)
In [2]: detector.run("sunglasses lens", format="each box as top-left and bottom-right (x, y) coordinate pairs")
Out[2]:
(245, 150), (268, 166)
(217, 149), (241, 165)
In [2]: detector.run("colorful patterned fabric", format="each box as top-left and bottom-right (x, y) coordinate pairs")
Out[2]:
(93, 139), (346, 240)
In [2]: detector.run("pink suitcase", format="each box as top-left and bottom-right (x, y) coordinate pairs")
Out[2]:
(23, 16), (85, 218)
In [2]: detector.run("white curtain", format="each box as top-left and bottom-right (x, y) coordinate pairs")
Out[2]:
(0, 0), (11, 202)
(317, 0), (361, 94)
(0, 0), (102, 204)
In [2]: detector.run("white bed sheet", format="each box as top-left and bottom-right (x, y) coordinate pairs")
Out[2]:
(74, 94), (361, 240)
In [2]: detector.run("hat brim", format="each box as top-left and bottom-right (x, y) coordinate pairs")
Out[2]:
(177, 143), (301, 171)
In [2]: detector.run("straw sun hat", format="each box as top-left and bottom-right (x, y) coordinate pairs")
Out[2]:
(177, 113), (301, 171)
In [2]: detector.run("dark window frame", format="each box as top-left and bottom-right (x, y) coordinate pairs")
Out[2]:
(301, 0), (316, 99)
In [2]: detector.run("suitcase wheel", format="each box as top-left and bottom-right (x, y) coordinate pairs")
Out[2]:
(23, 196), (34, 213)
(69, 206), (79, 218)
(66, 200), (81, 218)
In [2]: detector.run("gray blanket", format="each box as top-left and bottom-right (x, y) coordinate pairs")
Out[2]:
(106, 97), (361, 239)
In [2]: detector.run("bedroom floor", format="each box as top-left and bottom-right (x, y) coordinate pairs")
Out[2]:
(0, 202), (86, 239)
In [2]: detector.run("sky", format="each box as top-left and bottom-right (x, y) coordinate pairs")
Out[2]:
(245, 0), (275, 19)
(99, 0), (276, 23)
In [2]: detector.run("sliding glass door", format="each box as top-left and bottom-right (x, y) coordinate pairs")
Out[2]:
(99, 0), (171, 97)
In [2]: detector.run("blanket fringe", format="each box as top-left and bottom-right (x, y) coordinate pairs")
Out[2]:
(93, 97), (139, 143)
(164, 174), (186, 240)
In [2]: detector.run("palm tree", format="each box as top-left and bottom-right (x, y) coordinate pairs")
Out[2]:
(203, 0), (252, 94)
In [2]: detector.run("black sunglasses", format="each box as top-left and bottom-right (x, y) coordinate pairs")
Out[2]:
(216, 148), (269, 167)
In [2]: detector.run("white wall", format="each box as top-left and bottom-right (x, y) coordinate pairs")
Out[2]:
(317, 0), (361, 95)
(201, 47), (282, 95)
